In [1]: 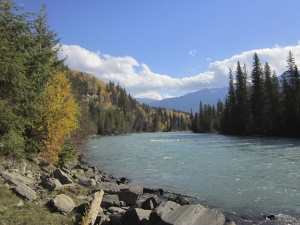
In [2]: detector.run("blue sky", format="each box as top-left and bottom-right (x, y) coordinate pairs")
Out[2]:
(21, 0), (300, 99)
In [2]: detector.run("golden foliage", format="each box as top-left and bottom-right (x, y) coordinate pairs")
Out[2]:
(38, 72), (80, 167)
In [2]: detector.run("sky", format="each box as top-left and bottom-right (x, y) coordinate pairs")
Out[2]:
(20, 0), (300, 100)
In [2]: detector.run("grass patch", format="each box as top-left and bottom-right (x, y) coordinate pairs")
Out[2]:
(0, 180), (75, 225)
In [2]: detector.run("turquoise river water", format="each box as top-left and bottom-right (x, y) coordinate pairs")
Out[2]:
(83, 132), (300, 223)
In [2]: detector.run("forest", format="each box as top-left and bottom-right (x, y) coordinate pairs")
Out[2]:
(191, 51), (300, 137)
(0, 1), (190, 168)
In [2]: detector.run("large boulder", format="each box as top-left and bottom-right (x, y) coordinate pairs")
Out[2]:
(101, 194), (120, 208)
(117, 191), (139, 206)
(136, 194), (159, 210)
(73, 172), (95, 186)
(41, 178), (63, 191)
(93, 182), (120, 194)
(120, 208), (152, 225)
(119, 183), (143, 194)
(0, 170), (35, 186)
(149, 201), (225, 225)
(53, 169), (73, 184)
(52, 194), (75, 214)
(142, 196), (159, 210)
(110, 213), (122, 225)
(15, 183), (37, 200)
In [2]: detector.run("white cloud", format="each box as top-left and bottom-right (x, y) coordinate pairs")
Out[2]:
(59, 42), (300, 100)
(134, 90), (164, 100)
(189, 50), (197, 56)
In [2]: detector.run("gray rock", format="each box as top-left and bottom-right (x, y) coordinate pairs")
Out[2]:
(52, 178), (64, 190)
(142, 196), (159, 210)
(0, 170), (35, 186)
(152, 201), (181, 217)
(41, 178), (63, 191)
(89, 179), (96, 186)
(85, 168), (95, 177)
(108, 206), (126, 214)
(120, 208), (151, 225)
(93, 182), (120, 194)
(76, 169), (85, 175)
(19, 162), (27, 175)
(110, 213), (122, 225)
(101, 194), (120, 208)
(225, 222), (236, 225)
(73, 172), (90, 186)
(136, 194), (159, 209)
(119, 183), (144, 194)
(149, 201), (225, 225)
(26, 173), (34, 179)
(117, 191), (139, 206)
(53, 169), (73, 184)
(52, 194), (75, 213)
(15, 183), (37, 200)
(169, 194), (190, 205)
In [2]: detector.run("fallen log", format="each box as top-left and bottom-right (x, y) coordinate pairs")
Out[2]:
(88, 190), (104, 225)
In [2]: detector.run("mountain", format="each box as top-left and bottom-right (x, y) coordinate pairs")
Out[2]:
(140, 87), (228, 113)
(136, 98), (156, 105)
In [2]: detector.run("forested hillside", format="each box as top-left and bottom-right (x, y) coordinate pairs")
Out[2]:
(191, 52), (300, 137)
(68, 70), (191, 137)
(0, 1), (190, 168)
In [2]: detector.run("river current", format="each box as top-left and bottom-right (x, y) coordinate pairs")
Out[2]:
(83, 132), (300, 223)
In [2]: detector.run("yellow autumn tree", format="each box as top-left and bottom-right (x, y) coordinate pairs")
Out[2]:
(38, 72), (80, 167)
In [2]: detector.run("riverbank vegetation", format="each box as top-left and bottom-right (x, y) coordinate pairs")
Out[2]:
(191, 51), (300, 137)
(0, 0), (190, 167)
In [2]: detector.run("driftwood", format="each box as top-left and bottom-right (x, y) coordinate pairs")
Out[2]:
(88, 190), (104, 225)
(143, 187), (199, 200)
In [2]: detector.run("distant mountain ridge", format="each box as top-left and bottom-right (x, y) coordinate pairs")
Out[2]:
(137, 87), (228, 113)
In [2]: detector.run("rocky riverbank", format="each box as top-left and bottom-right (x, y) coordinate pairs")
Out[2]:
(0, 156), (289, 225)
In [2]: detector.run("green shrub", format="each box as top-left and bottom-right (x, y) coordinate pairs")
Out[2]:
(0, 130), (25, 158)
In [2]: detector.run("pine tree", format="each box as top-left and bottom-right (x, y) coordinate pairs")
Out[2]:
(235, 61), (250, 134)
(250, 53), (265, 134)
(0, 0), (32, 156)
(27, 3), (61, 94)
(285, 51), (300, 135)
(223, 69), (236, 133)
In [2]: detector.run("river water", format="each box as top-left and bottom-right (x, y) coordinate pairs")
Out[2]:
(83, 132), (300, 223)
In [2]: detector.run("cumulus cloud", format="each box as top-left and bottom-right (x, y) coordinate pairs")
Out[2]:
(59, 42), (300, 100)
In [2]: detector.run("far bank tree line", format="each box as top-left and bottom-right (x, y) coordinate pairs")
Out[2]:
(68, 71), (190, 137)
(191, 51), (300, 137)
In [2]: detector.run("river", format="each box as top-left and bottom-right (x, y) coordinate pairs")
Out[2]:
(83, 132), (300, 223)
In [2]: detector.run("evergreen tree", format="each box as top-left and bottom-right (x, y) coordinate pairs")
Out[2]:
(222, 69), (236, 133)
(284, 51), (300, 135)
(0, 0), (33, 156)
(199, 101), (204, 132)
(250, 53), (265, 134)
(235, 61), (250, 134)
